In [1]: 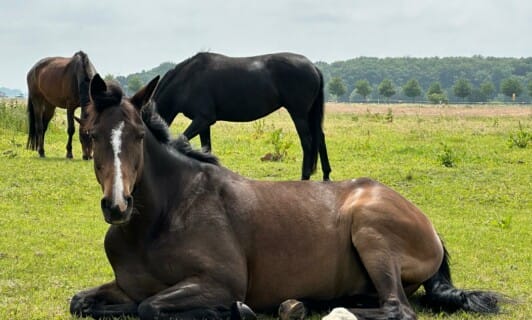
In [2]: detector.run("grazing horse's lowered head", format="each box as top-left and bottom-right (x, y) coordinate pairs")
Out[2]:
(87, 74), (159, 224)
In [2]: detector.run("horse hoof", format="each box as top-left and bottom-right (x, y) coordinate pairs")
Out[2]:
(231, 301), (256, 320)
(69, 293), (92, 316)
(278, 299), (306, 320)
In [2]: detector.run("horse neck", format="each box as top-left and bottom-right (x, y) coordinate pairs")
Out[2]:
(129, 131), (200, 228)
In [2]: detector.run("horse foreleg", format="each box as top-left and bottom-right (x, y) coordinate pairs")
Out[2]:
(183, 118), (212, 153)
(137, 278), (255, 320)
(66, 108), (75, 159)
(70, 280), (138, 318)
(199, 126), (212, 153)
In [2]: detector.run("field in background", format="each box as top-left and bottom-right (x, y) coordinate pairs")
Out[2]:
(0, 101), (530, 319)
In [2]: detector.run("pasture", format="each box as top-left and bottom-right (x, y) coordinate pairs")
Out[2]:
(0, 99), (530, 319)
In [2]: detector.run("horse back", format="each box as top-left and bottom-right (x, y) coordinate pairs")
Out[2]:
(154, 52), (322, 123)
(27, 56), (82, 108)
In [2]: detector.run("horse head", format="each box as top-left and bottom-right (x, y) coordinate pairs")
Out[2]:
(87, 74), (159, 224)
(74, 113), (93, 160)
(75, 51), (98, 160)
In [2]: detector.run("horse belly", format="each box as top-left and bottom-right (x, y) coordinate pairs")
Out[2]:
(244, 224), (369, 310)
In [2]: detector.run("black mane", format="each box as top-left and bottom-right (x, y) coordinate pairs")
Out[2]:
(169, 135), (220, 166)
(141, 102), (219, 166)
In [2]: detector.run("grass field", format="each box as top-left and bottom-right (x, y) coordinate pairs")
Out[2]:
(0, 100), (530, 319)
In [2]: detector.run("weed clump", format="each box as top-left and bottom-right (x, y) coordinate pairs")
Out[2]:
(508, 121), (530, 148)
(438, 143), (456, 167)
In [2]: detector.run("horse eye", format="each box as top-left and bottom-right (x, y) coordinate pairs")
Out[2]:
(137, 132), (145, 140)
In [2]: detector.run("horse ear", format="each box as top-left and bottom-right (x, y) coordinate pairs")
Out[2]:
(90, 74), (107, 100)
(130, 76), (160, 110)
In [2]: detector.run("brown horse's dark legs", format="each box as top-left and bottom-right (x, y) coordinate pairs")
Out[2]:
(70, 281), (138, 318)
(38, 104), (55, 158)
(66, 108), (75, 158)
(31, 102), (46, 157)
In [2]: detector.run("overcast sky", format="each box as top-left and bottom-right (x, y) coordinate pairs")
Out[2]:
(1, 0), (531, 91)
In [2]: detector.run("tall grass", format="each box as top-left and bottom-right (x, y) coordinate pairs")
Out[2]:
(0, 103), (530, 319)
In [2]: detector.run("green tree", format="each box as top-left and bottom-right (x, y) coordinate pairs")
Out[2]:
(500, 77), (523, 100)
(354, 79), (372, 101)
(127, 76), (143, 94)
(327, 77), (347, 101)
(480, 80), (495, 100)
(104, 74), (117, 82)
(402, 79), (422, 102)
(378, 79), (396, 101)
(427, 82), (448, 104)
(453, 79), (472, 101)
(528, 80), (532, 98)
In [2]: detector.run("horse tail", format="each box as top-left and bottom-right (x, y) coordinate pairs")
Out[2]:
(26, 96), (38, 150)
(421, 242), (502, 314)
(308, 67), (325, 174)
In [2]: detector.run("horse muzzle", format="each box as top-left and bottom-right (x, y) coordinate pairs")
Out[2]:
(100, 196), (133, 225)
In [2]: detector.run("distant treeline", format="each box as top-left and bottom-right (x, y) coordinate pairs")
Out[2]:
(110, 55), (532, 104)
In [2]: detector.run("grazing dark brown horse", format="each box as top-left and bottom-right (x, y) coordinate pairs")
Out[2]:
(153, 52), (331, 180)
(26, 51), (96, 159)
(70, 74), (501, 320)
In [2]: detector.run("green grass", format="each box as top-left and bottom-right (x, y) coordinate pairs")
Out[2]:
(0, 100), (530, 319)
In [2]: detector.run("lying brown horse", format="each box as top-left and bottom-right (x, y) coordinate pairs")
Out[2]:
(70, 74), (501, 320)
(26, 51), (96, 159)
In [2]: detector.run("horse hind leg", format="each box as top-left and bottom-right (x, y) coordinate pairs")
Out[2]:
(289, 115), (314, 180)
(348, 228), (417, 320)
(32, 102), (55, 158)
(66, 108), (75, 158)
(318, 131), (332, 181)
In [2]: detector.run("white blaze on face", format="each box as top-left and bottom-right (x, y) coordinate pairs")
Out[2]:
(110, 121), (125, 208)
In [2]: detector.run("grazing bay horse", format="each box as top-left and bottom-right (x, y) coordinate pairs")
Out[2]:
(153, 52), (331, 180)
(26, 51), (96, 159)
(70, 74), (501, 320)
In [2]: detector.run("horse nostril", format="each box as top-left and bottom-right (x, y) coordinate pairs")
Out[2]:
(125, 195), (133, 207)
(101, 197), (111, 210)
